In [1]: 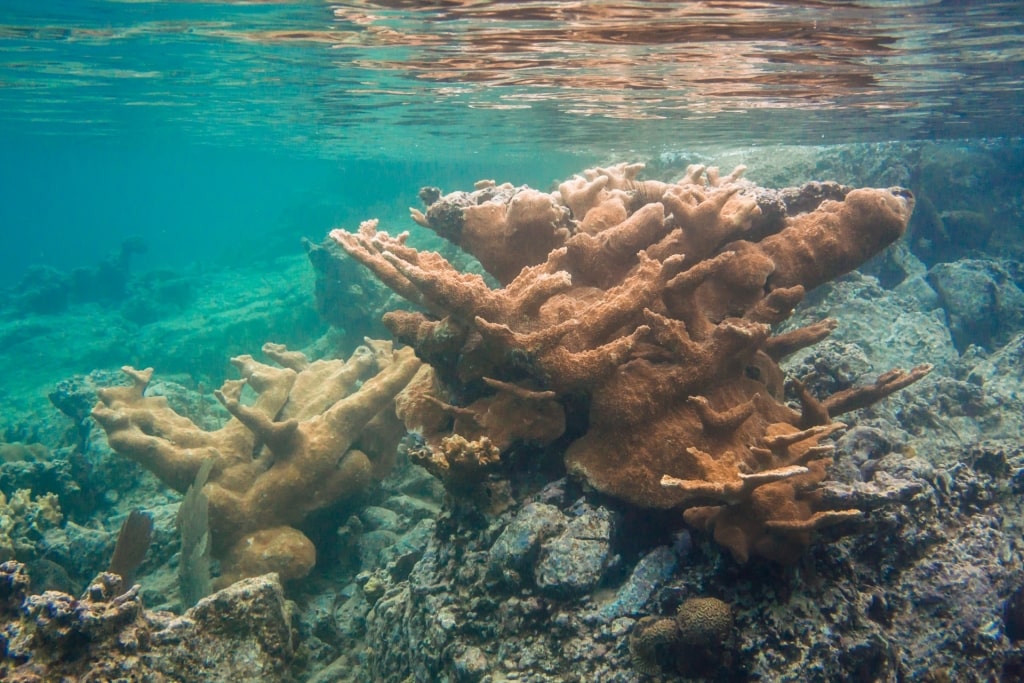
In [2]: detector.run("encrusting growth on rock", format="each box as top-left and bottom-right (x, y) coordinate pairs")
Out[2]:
(332, 161), (930, 563)
(0, 561), (295, 680)
(92, 340), (421, 584)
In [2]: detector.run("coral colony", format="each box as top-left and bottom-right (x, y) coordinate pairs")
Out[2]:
(331, 162), (930, 563)
(93, 341), (421, 583)
(91, 162), (929, 575)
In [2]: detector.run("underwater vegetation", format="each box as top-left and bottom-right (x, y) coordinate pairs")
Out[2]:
(1, 142), (1024, 681)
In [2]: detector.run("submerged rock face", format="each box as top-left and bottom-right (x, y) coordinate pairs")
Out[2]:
(0, 562), (294, 681)
(331, 162), (929, 563)
(340, 441), (1024, 682)
(927, 258), (1024, 351)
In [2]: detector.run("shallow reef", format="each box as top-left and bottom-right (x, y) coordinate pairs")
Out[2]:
(332, 160), (928, 563)
(1, 140), (1024, 681)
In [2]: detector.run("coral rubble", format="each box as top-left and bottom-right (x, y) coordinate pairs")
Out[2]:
(92, 340), (421, 584)
(0, 561), (293, 681)
(331, 162), (930, 562)
(0, 490), (62, 563)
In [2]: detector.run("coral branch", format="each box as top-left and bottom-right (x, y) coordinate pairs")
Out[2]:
(823, 363), (934, 417)
(765, 318), (838, 360)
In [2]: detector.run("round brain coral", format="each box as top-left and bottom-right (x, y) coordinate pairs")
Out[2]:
(676, 596), (733, 645)
(628, 615), (679, 675)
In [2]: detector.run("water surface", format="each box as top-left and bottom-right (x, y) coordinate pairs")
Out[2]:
(1, 1), (1021, 282)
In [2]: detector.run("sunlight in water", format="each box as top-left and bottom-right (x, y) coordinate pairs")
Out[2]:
(0, 0), (1021, 155)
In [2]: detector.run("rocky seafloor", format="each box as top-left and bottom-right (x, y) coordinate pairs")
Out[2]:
(1, 139), (1023, 682)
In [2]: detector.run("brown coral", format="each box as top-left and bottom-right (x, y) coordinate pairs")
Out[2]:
(628, 615), (679, 675)
(629, 596), (735, 676)
(92, 340), (421, 584)
(330, 162), (930, 563)
(675, 596), (733, 645)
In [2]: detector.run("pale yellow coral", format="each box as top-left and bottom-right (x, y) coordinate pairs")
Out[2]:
(0, 489), (62, 562)
(93, 341), (420, 583)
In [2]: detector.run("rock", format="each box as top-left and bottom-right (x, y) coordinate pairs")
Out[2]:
(0, 564), (294, 682)
(382, 493), (442, 522)
(783, 271), (957, 377)
(966, 332), (1024, 429)
(487, 502), (566, 587)
(360, 505), (402, 533)
(452, 645), (490, 683)
(598, 545), (679, 619)
(379, 518), (436, 579)
(534, 504), (616, 598)
(927, 259), (1024, 351)
(358, 529), (400, 571)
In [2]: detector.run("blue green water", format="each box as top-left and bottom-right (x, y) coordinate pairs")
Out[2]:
(2, 1), (1021, 288)
(0, 134), (575, 286)
(1, 5), (1024, 679)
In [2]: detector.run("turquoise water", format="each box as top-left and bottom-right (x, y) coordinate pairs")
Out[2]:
(0, 134), (575, 286)
(2, 3), (1024, 680)
(2, 0), (1021, 285)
